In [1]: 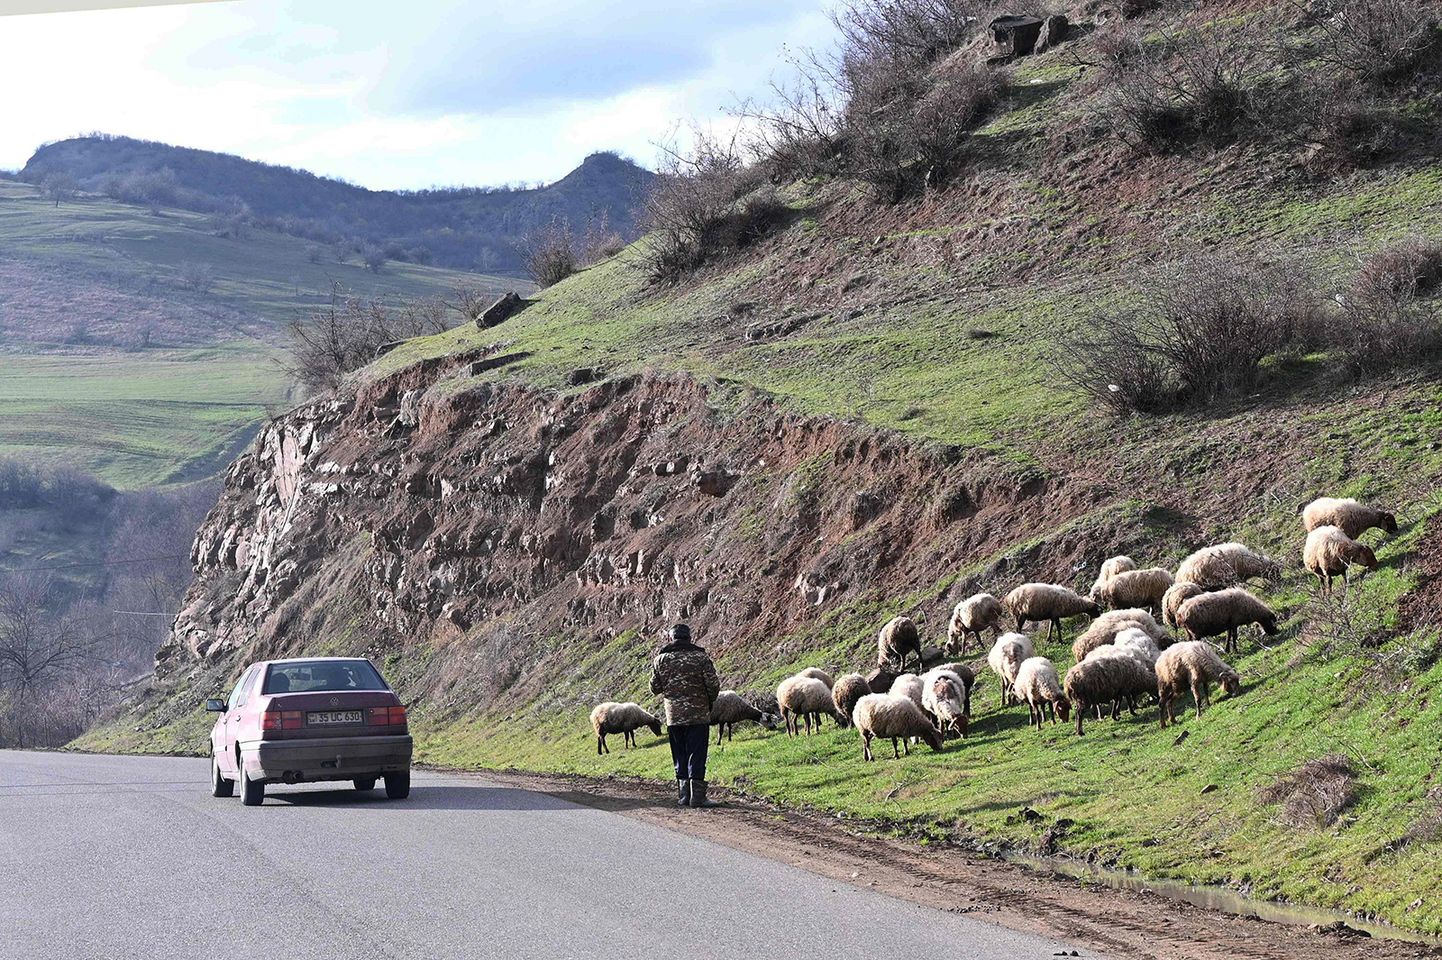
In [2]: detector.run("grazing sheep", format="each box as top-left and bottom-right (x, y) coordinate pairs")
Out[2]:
(709, 691), (778, 744)
(777, 675), (843, 736)
(890, 673), (925, 709)
(1004, 584), (1100, 642)
(1156, 640), (1241, 727)
(1095, 567), (1174, 613)
(921, 669), (970, 738)
(987, 632), (1036, 707)
(865, 663), (900, 694)
(1011, 656), (1071, 729)
(1302, 497), (1398, 540)
(590, 702), (662, 755)
(1175, 542), (1280, 590)
(1175, 588), (1279, 653)
(1162, 582), (1208, 628)
(1303, 525), (1380, 596)
(851, 694), (944, 761)
(878, 615), (923, 672)
(1113, 626), (1161, 666)
(1089, 555), (1138, 599)
(1063, 655), (1157, 736)
(929, 662), (977, 716)
(1071, 608), (1168, 663)
(798, 667), (835, 689)
(947, 593), (1005, 655)
(832, 673), (872, 729)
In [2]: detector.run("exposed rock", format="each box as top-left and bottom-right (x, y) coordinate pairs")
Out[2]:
(476, 291), (525, 328)
(989, 14), (1045, 57)
(1033, 14), (1068, 53)
(567, 367), (599, 386)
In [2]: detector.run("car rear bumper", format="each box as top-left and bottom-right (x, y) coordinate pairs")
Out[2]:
(241, 734), (413, 783)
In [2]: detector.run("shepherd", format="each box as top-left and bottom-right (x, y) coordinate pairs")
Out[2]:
(649, 623), (722, 808)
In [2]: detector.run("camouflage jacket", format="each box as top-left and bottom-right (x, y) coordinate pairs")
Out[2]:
(649, 640), (721, 727)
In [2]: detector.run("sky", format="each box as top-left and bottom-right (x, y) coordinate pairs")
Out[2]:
(0, 0), (839, 190)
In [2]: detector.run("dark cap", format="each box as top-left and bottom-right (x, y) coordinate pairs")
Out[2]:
(670, 623), (692, 642)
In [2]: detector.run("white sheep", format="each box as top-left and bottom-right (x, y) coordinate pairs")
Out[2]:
(777, 674), (842, 736)
(921, 668), (970, 738)
(1301, 497), (1398, 540)
(1175, 542), (1279, 590)
(1004, 583), (1100, 642)
(1011, 656), (1070, 729)
(851, 693), (944, 761)
(1089, 554), (1138, 599)
(947, 593), (1005, 655)
(987, 632), (1035, 707)
(1113, 626), (1161, 665)
(797, 667), (835, 689)
(890, 673), (925, 709)
(1071, 608), (1167, 662)
(1303, 525), (1380, 596)
(1094, 567), (1174, 613)
(590, 702), (662, 755)
(1156, 640), (1241, 727)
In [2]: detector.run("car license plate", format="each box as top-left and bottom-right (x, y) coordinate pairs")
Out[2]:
(307, 710), (363, 725)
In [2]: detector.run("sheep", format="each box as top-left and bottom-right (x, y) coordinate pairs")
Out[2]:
(1094, 567), (1174, 613)
(878, 615), (923, 672)
(1063, 655), (1157, 736)
(946, 593), (1005, 655)
(1011, 656), (1071, 729)
(1156, 640), (1241, 727)
(1113, 626), (1161, 666)
(865, 663), (900, 694)
(1162, 581), (1208, 628)
(890, 673), (925, 709)
(1071, 608), (1168, 663)
(777, 674), (843, 736)
(929, 662), (976, 716)
(1175, 587), (1279, 654)
(1303, 525), (1380, 597)
(832, 673), (872, 729)
(590, 702), (662, 755)
(797, 667), (835, 689)
(851, 693), (944, 761)
(987, 632), (1035, 707)
(1089, 554), (1137, 598)
(1301, 496), (1398, 540)
(1004, 583), (1101, 643)
(921, 668), (970, 738)
(1175, 542), (1280, 590)
(709, 691), (778, 744)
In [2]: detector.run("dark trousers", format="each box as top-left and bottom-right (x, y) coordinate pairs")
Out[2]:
(667, 724), (709, 780)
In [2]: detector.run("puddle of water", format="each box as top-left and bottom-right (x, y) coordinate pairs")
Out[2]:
(1003, 850), (1440, 946)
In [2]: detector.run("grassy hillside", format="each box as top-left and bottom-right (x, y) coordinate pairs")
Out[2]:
(78, 0), (1442, 937)
(0, 179), (511, 487)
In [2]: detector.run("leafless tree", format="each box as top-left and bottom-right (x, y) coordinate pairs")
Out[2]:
(521, 220), (577, 288)
(287, 287), (456, 393)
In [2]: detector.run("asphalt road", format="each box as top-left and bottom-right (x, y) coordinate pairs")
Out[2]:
(1, 750), (1099, 959)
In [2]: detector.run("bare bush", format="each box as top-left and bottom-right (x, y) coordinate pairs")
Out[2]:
(1354, 236), (1442, 302)
(580, 214), (626, 263)
(178, 261), (216, 293)
(1311, 0), (1442, 86)
(1051, 257), (1324, 412)
(1258, 754), (1359, 828)
(361, 245), (387, 274)
(287, 289), (457, 393)
(1095, 22), (1262, 151)
(1290, 82), (1403, 173)
(522, 220), (578, 288)
(738, 58), (848, 182)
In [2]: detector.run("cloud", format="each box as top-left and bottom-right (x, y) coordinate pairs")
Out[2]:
(0, 0), (838, 189)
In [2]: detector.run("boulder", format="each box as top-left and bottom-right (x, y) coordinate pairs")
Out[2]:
(989, 14), (1045, 56)
(1033, 14), (1069, 53)
(476, 291), (525, 328)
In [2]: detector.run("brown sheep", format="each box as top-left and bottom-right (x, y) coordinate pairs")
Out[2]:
(1004, 584), (1100, 643)
(1303, 525), (1380, 596)
(877, 615), (923, 672)
(947, 593), (1005, 655)
(832, 673), (872, 729)
(1094, 567), (1174, 613)
(1156, 640), (1241, 727)
(1162, 582), (1208, 628)
(1062, 655), (1156, 736)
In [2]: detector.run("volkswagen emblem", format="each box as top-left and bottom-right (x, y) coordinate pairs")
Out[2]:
(329, 696), (339, 706)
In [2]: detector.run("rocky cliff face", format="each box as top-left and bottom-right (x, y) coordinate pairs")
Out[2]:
(159, 359), (1109, 719)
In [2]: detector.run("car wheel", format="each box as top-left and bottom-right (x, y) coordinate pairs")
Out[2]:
(383, 771), (410, 800)
(353, 778), (376, 792)
(211, 754), (235, 798)
(239, 765), (265, 806)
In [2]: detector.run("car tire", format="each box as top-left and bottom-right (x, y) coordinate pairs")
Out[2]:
(240, 765), (265, 806)
(211, 755), (235, 798)
(353, 778), (376, 792)
(383, 771), (410, 800)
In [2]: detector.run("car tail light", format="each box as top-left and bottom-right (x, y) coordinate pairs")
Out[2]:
(367, 705), (408, 726)
(263, 710), (304, 731)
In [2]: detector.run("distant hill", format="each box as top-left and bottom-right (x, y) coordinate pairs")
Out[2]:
(20, 135), (655, 275)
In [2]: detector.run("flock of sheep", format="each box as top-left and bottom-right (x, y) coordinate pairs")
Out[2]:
(591, 497), (1396, 760)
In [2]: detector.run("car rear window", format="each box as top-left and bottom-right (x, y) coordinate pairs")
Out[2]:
(262, 660), (387, 695)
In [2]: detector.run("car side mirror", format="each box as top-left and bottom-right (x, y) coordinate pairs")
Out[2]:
(204, 698), (227, 712)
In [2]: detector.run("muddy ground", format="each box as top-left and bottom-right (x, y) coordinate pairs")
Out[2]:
(464, 767), (1439, 960)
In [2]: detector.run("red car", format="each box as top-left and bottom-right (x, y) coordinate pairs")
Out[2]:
(206, 657), (413, 805)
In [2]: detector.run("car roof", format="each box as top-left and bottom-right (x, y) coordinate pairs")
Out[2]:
(255, 656), (374, 667)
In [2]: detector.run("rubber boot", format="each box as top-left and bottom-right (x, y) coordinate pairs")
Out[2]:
(676, 779), (691, 807)
(688, 779), (723, 808)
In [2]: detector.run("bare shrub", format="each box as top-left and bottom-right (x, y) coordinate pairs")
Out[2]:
(1050, 257), (1323, 412)
(178, 261), (216, 293)
(1095, 22), (1262, 151)
(1355, 237), (1442, 301)
(361, 245), (387, 274)
(580, 214), (626, 263)
(738, 57), (848, 182)
(1258, 754), (1359, 828)
(522, 220), (577, 288)
(1335, 238), (1442, 373)
(834, 0), (981, 70)
(287, 289), (456, 393)
(640, 130), (784, 282)
(1311, 0), (1442, 86)
(1290, 82), (1403, 173)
